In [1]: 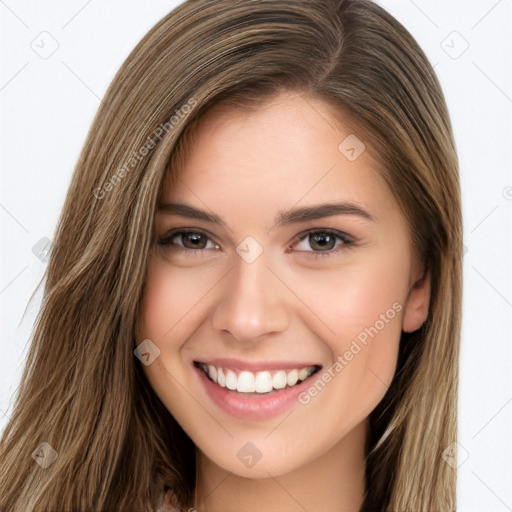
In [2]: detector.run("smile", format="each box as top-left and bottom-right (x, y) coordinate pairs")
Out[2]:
(193, 358), (323, 420)
(196, 363), (319, 393)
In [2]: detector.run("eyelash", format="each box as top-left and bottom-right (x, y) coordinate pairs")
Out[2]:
(157, 228), (355, 260)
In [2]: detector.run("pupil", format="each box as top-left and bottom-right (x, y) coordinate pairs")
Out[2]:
(310, 233), (335, 251)
(185, 233), (205, 249)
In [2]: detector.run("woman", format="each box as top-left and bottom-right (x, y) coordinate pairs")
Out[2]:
(0, 0), (462, 510)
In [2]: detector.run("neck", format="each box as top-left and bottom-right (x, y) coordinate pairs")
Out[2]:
(193, 419), (367, 512)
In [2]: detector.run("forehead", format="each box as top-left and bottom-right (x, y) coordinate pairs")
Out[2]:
(160, 92), (395, 228)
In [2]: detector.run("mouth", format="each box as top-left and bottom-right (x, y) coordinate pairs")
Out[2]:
(193, 360), (322, 420)
(194, 362), (321, 395)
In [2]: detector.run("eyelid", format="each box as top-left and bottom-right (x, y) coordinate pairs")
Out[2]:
(292, 227), (355, 245)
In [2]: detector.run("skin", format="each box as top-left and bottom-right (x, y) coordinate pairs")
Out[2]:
(137, 91), (430, 512)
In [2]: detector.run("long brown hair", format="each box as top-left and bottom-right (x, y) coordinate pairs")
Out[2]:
(0, 1), (462, 510)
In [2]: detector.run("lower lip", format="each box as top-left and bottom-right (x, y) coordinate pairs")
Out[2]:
(194, 365), (317, 421)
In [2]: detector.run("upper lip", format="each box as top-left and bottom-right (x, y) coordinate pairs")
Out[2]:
(194, 358), (322, 372)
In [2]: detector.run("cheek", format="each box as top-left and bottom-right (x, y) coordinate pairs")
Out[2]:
(290, 248), (408, 344)
(136, 259), (211, 401)
(137, 257), (215, 342)
(290, 250), (408, 419)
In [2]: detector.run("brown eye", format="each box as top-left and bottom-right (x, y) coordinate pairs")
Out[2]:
(308, 232), (337, 251)
(176, 232), (209, 249)
(292, 229), (355, 259)
(158, 231), (219, 251)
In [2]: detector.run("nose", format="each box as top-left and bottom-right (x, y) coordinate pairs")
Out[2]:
(211, 251), (291, 344)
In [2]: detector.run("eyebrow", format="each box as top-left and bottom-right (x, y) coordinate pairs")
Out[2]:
(158, 201), (375, 229)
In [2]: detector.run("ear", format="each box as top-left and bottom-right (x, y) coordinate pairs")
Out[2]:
(402, 267), (431, 333)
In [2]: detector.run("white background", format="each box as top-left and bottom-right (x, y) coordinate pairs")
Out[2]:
(1, 1), (511, 510)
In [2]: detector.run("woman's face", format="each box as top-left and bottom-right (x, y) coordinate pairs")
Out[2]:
(137, 91), (430, 478)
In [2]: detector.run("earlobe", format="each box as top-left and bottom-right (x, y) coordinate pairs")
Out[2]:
(402, 268), (431, 333)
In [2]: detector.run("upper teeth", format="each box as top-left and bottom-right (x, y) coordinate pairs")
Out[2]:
(200, 364), (317, 393)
